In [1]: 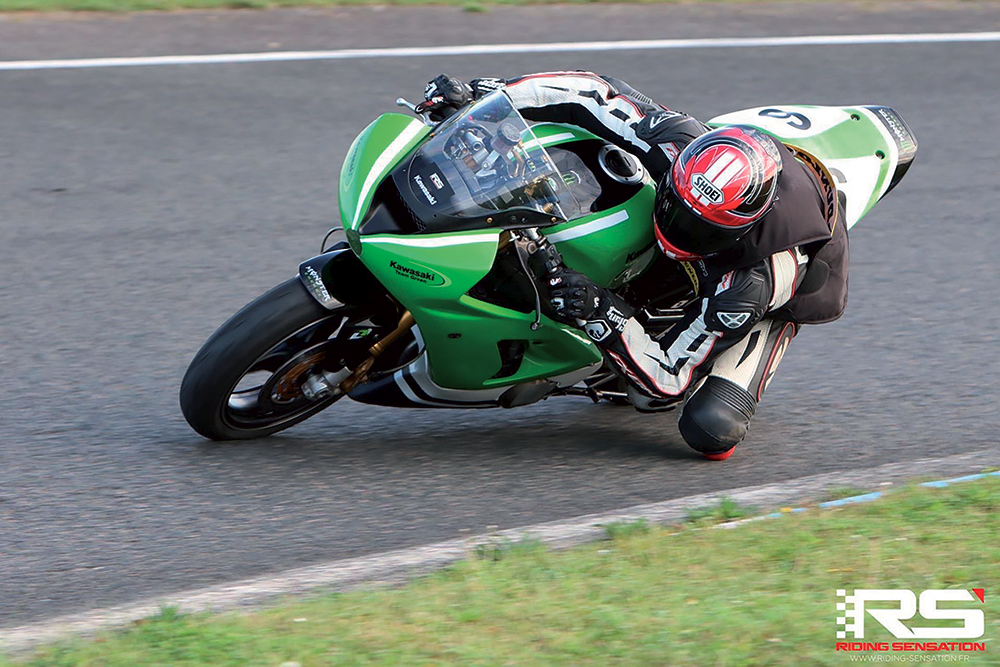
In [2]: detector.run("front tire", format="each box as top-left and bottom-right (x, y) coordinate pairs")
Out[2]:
(180, 278), (346, 441)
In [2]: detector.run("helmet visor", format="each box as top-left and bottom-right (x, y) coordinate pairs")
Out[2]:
(655, 185), (748, 259)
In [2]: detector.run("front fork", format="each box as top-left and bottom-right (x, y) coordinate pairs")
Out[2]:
(296, 307), (417, 401)
(338, 311), (416, 393)
(296, 235), (422, 399)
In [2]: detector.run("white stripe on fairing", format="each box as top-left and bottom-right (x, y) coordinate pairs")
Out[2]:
(407, 354), (506, 404)
(392, 341), (602, 407)
(363, 232), (499, 248)
(544, 209), (629, 244)
(350, 120), (425, 230)
(522, 132), (577, 150)
(394, 369), (435, 407)
(391, 355), (504, 407)
(3, 32), (1000, 71)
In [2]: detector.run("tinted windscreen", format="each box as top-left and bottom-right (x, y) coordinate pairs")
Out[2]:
(391, 91), (579, 231)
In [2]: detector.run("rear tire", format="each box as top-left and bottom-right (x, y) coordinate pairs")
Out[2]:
(180, 278), (344, 441)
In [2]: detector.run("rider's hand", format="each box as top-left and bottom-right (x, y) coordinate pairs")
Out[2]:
(545, 267), (603, 323)
(421, 74), (473, 121)
(469, 77), (506, 98)
(527, 242), (602, 323)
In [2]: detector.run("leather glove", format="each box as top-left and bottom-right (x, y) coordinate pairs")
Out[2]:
(421, 74), (473, 121)
(526, 239), (637, 344)
(546, 268), (603, 323)
(469, 77), (506, 98)
(527, 240), (601, 324)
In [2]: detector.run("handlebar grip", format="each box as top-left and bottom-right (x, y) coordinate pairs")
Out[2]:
(414, 98), (441, 114)
(537, 239), (565, 275)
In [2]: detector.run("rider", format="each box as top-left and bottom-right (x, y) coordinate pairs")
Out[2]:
(422, 73), (849, 460)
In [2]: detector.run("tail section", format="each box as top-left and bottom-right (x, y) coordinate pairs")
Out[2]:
(862, 105), (918, 198)
(708, 104), (918, 229)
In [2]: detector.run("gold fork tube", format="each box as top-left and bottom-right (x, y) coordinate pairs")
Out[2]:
(339, 310), (415, 393)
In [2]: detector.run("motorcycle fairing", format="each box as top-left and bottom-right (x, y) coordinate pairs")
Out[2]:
(529, 123), (659, 288)
(339, 95), (658, 392)
(349, 327), (603, 408)
(357, 228), (603, 390)
(340, 113), (432, 234)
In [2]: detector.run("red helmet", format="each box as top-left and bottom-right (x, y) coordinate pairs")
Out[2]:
(653, 125), (782, 260)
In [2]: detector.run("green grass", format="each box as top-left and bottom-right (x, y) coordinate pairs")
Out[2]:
(684, 495), (755, 526)
(0, 0), (978, 13)
(821, 485), (874, 502)
(601, 517), (651, 540)
(6, 476), (999, 667)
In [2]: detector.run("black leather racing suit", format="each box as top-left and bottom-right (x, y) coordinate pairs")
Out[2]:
(482, 72), (820, 456)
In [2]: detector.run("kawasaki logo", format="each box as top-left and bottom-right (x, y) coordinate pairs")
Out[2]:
(389, 260), (445, 286)
(413, 175), (437, 205)
(344, 144), (359, 176)
(625, 240), (656, 264)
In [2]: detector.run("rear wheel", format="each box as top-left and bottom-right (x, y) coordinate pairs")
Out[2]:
(180, 279), (358, 440)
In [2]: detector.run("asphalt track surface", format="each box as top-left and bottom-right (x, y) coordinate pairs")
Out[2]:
(2, 2), (1000, 628)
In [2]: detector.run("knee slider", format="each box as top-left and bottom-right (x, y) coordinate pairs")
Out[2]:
(678, 377), (757, 454)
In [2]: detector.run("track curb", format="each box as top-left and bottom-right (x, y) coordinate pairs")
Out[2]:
(3, 446), (998, 653)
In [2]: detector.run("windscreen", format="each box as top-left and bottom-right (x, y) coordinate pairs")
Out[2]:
(393, 91), (579, 230)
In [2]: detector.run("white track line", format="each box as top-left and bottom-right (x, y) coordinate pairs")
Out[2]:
(2, 446), (998, 653)
(2, 31), (1000, 71)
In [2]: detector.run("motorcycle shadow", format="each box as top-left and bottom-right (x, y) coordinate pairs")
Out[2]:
(190, 401), (696, 463)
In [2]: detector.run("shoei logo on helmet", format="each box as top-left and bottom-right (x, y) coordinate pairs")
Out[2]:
(669, 126), (781, 231)
(691, 173), (724, 204)
(685, 145), (753, 215)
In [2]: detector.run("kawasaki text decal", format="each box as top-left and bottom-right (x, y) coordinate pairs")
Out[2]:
(389, 260), (446, 286)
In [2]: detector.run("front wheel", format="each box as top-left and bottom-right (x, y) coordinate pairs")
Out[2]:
(180, 278), (355, 440)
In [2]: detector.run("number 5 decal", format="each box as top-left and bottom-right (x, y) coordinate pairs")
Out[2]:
(758, 108), (812, 131)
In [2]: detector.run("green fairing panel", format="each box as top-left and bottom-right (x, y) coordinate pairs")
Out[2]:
(543, 190), (657, 288)
(339, 113), (431, 231)
(342, 117), (655, 390)
(359, 230), (601, 390)
(707, 105), (901, 229)
(532, 123), (659, 287)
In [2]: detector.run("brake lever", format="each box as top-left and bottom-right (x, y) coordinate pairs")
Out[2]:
(514, 234), (545, 332)
(396, 97), (436, 126)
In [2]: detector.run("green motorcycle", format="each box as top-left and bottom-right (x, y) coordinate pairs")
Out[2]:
(180, 91), (916, 440)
